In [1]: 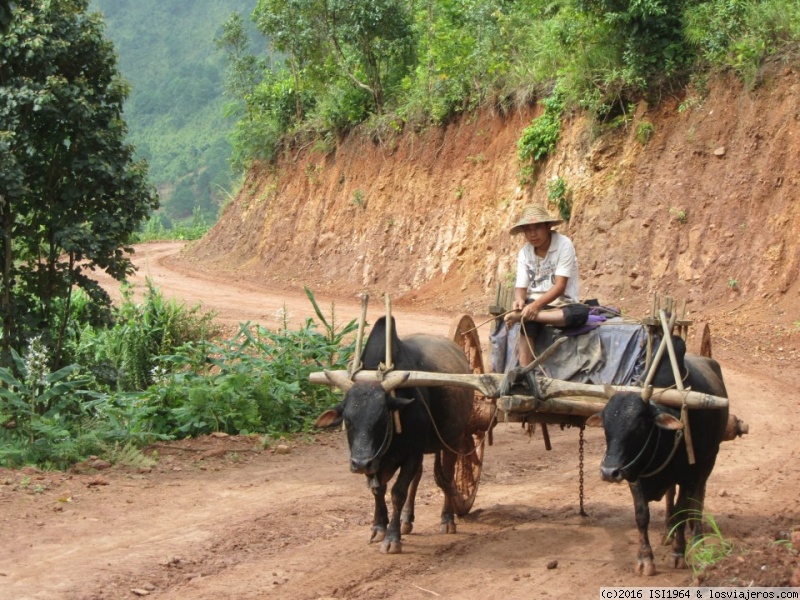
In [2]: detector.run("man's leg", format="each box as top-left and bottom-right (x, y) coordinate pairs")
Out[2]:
(517, 304), (590, 366)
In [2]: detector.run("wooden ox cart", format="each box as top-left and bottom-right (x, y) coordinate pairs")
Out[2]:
(309, 294), (747, 517)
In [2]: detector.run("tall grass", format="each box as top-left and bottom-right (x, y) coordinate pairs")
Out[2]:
(669, 509), (734, 575)
(0, 286), (356, 469)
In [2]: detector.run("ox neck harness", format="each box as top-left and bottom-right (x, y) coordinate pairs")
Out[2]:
(364, 407), (395, 490)
(623, 421), (685, 481)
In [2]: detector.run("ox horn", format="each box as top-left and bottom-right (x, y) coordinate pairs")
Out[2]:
(324, 369), (354, 393)
(602, 384), (616, 399)
(381, 371), (410, 393)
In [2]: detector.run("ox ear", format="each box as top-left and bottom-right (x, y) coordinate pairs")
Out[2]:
(654, 412), (684, 431)
(585, 413), (603, 428)
(315, 406), (343, 429)
(381, 371), (410, 393)
(324, 370), (354, 393)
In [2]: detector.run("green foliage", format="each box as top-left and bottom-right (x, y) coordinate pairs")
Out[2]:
(517, 91), (565, 184)
(636, 121), (655, 145)
(0, 335), (159, 469)
(669, 510), (733, 575)
(669, 207), (688, 223)
(0, 284), (355, 468)
(94, 0), (254, 223)
(223, 0), (800, 164)
(0, 0), (159, 367)
(65, 281), (219, 392)
(351, 189), (366, 208)
(133, 287), (356, 437)
(547, 176), (572, 221)
(684, 0), (800, 85)
(134, 208), (212, 242)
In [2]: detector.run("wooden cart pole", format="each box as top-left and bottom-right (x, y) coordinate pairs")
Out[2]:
(385, 294), (393, 371)
(350, 294), (369, 376)
(642, 310), (678, 390)
(659, 309), (696, 465)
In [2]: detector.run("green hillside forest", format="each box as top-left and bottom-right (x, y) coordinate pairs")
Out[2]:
(91, 0), (257, 226)
(219, 0), (799, 173)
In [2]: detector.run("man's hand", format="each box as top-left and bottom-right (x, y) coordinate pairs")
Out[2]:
(504, 310), (521, 326)
(521, 303), (540, 322)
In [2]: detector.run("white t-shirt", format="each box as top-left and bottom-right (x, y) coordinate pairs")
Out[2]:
(515, 231), (580, 304)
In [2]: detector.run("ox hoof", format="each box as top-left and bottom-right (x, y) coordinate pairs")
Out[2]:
(400, 521), (413, 535)
(439, 521), (457, 534)
(369, 527), (386, 543)
(636, 559), (657, 577)
(669, 552), (687, 570)
(380, 539), (402, 554)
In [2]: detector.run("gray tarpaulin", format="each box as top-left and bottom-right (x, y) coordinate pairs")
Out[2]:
(489, 318), (647, 386)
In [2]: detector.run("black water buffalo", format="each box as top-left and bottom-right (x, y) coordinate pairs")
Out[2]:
(586, 336), (729, 575)
(315, 317), (473, 553)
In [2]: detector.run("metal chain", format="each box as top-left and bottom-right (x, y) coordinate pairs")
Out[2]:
(579, 425), (587, 517)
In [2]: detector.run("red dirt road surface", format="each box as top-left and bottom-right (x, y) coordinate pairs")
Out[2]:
(1, 242), (798, 599)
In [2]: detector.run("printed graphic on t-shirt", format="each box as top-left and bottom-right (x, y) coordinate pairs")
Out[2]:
(527, 258), (555, 292)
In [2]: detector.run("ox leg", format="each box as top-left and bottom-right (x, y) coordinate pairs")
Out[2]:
(662, 484), (676, 546)
(667, 484), (691, 569)
(400, 462), (423, 535)
(381, 455), (423, 554)
(433, 450), (457, 534)
(368, 477), (389, 544)
(629, 482), (656, 576)
(669, 481), (707, 569)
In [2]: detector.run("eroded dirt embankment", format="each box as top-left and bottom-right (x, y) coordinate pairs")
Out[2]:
(179, 70), (799, 353)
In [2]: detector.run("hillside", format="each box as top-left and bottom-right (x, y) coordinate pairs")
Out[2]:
(178, 68), (799, 355)
(91, 0), (257, 222)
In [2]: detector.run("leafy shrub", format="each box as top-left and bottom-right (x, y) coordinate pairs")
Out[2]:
(517, 91), (565, 184)
(636, 121), (655, 145)
(66, 281), (219, 392)
(547, 176), (572, 221)
(0, 286), (357, 468)
(136, 288), (356, 437)
(684, 0), (800, 85)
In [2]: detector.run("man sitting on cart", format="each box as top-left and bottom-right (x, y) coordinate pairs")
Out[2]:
(504, 204), (589, 367)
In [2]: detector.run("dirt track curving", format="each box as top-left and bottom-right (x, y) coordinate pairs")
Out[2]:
(1, 242), (798, 599)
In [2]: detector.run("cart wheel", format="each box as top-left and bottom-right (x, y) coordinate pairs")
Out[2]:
(452, 428), (486, 516)
(449, 314), (485, 375)
(449, 314), (490, 516)
(689, 322), (713, 358)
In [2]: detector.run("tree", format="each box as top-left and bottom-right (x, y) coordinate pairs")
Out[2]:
(0, 0), (158, 367)
(325, 0), (414, 114)
(0, 1), (12, 32)
(252, 0), (414, 116)
(252, 0), (321, 121)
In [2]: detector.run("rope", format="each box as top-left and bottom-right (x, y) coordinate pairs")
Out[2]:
(412, 387), (494, 458)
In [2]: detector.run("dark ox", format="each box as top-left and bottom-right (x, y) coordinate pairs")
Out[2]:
(315, 317), (473, 553)
(586, 336), (729, 575)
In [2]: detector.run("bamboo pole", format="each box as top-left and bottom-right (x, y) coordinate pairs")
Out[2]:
(385, 294), (393, 370)
(660, 309), (696, 464)
(309, 370), (729, 411)
(642, 311), (678, 389)
(350, 294), (369, 376)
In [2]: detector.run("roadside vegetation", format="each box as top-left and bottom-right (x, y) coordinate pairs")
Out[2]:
(0, 2), (353, 470)
(0, 284), (354, 469)
(217, 0), (800, 173)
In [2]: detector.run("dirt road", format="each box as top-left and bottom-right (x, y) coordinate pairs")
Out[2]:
(1, 242), (797, 599)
